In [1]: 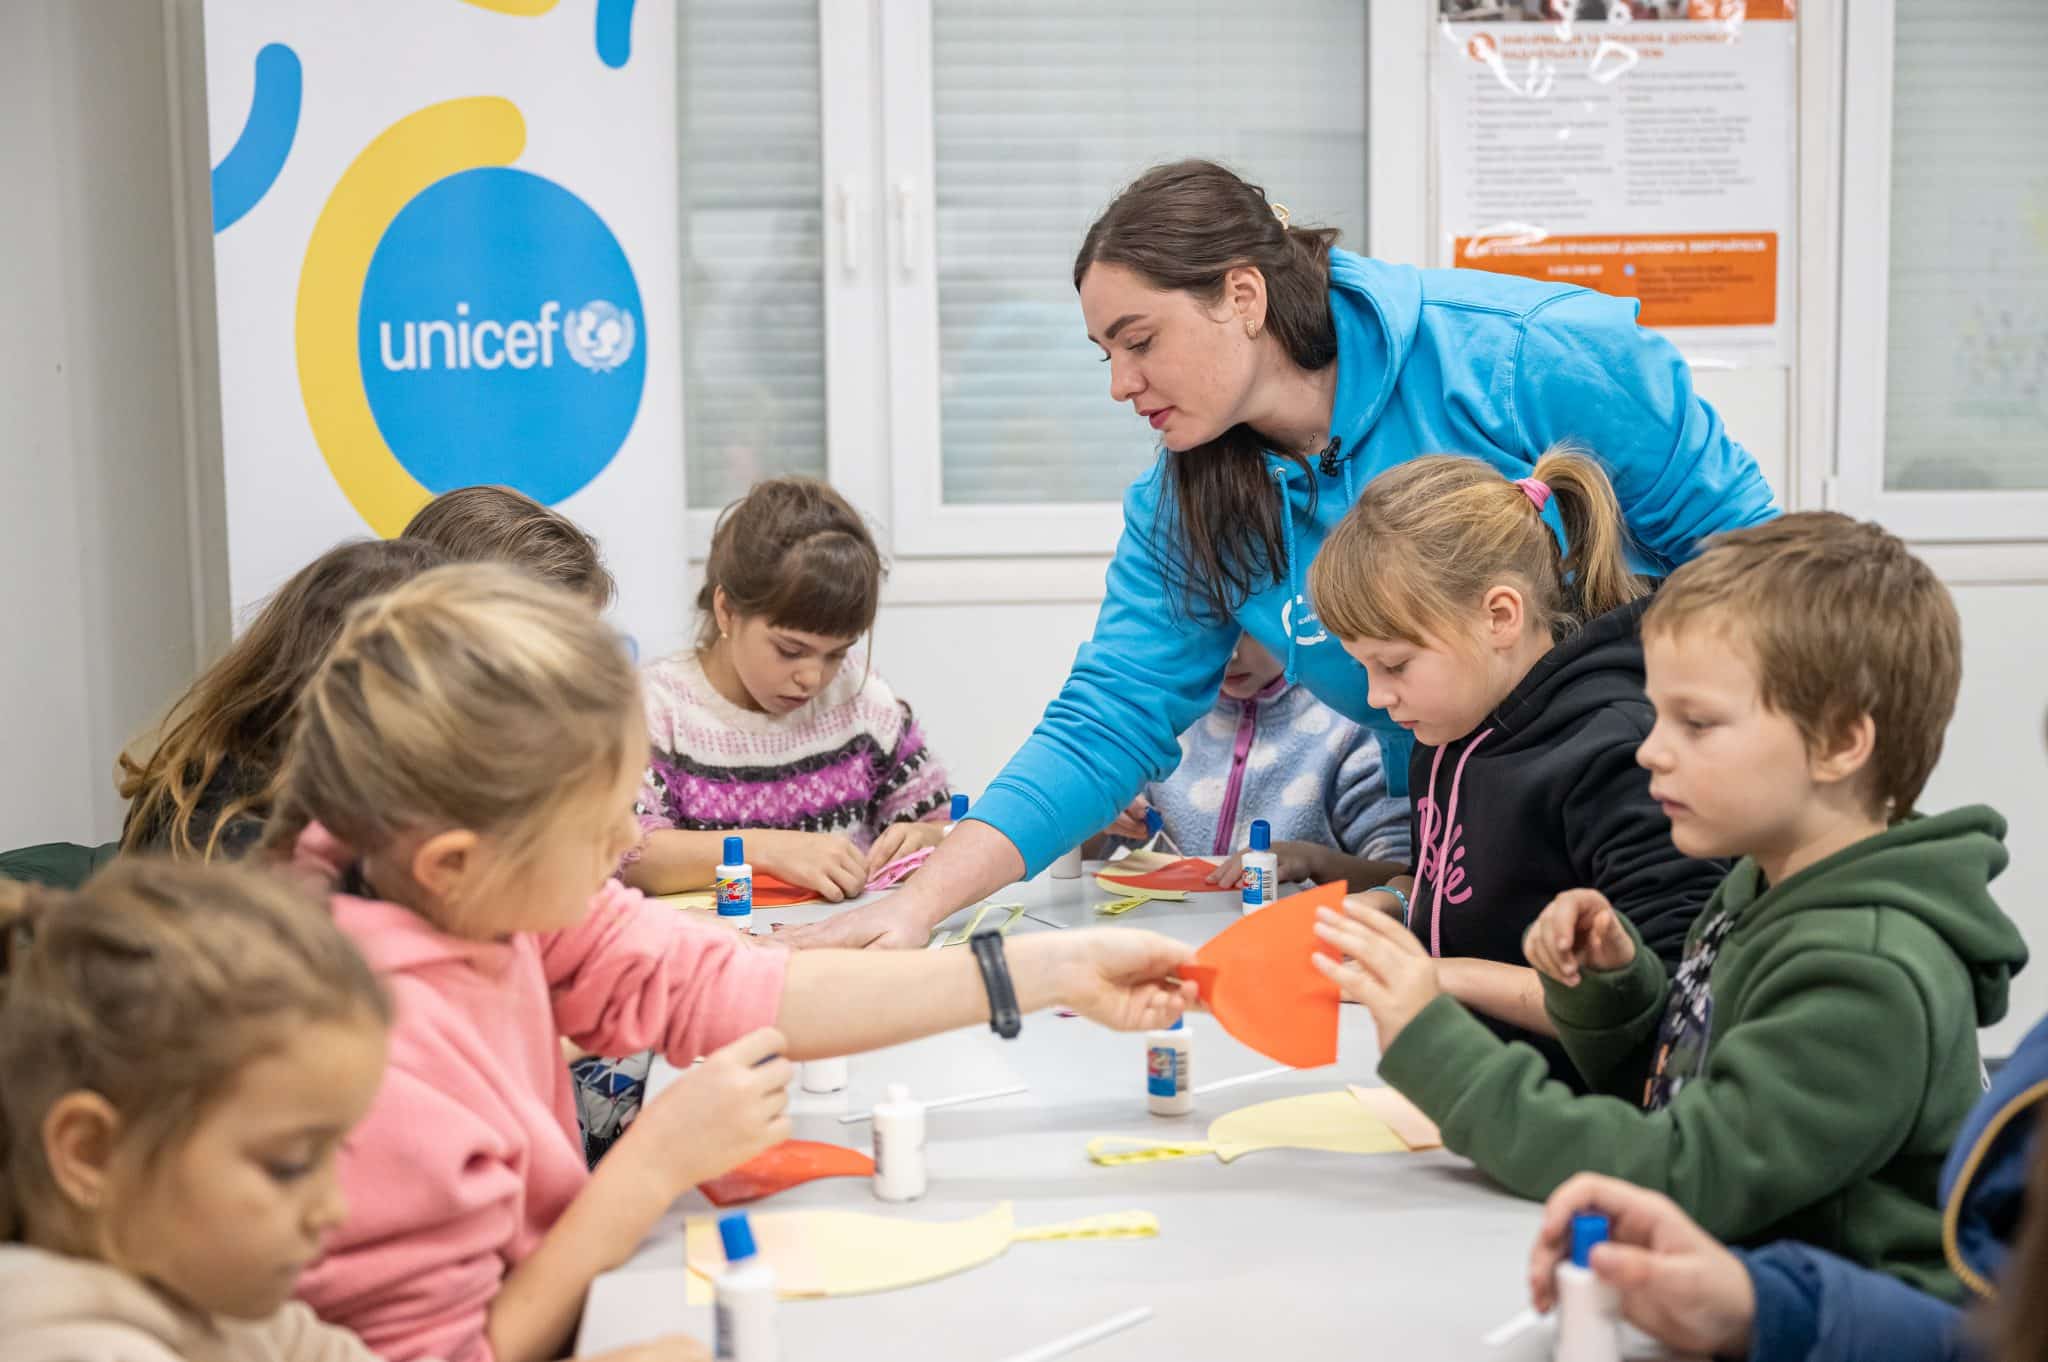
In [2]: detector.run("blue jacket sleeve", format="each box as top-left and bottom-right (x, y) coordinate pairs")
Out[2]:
(970, 464), (1240, 876)
(1510, 288), (1778, 572)
(1740, 1243), (1967, 1362)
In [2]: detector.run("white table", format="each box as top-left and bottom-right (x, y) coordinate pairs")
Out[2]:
(576, 868), (1573, 1360)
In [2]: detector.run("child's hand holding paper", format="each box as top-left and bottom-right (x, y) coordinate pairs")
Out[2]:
(1311, 900), (1442, 1047)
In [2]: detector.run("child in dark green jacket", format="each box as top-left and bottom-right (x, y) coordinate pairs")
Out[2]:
(1316, 512), (2027, 1303)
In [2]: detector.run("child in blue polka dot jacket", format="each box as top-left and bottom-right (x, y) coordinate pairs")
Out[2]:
(1091, 631), (1411, 888)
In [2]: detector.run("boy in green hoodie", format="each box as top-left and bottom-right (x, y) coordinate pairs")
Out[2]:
(1313, 511), (2026, 1302)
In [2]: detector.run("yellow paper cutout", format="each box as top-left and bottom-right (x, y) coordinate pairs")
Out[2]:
(683, 1202), (1156, 1303)
(1348, 1084), (1443, 1150)
(1088, 1090), (1410, 1166)
(658, 890), (717, 912)
(1094, 893), (1154, 917)
(937, 902), (1027, 947)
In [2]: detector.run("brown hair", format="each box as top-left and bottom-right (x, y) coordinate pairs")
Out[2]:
(401, 485), (616, 609)
(1075, 159), (1341, 623)
(1991, 1122), (2048, 1362)
(0, 860), (389, 1242)
(265, 564), (640, 902)
(1643, 511), (1961, 820)
(1309, 447), (1647, 649)
(117, 538), (446, 860)
(697, 477), (883, 649)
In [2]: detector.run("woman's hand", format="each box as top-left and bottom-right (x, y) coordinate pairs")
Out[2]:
(775, 896), (934, 949)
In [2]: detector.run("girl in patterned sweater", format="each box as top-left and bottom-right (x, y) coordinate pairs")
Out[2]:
(623, 477), (952, 902)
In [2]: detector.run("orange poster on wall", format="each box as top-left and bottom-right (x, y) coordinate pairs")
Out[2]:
(1452, 231), (1778, 328)
(1435, 3), (1795, 366)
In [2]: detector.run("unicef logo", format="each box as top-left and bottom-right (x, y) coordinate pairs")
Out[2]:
(564, 300), (636, 372)
(1281, 594), (1328, 647)
(355, 165), (645, 506)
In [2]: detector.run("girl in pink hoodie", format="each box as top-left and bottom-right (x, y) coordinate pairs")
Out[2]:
(268, 564), (1198, 1362)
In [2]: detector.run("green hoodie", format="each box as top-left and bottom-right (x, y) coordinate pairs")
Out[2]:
(1376, 806), (2027, 1302)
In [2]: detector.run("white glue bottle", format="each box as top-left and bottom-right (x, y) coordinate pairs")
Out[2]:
(943, 792), (969, 834)
(715, 835), (753, 928)
(1240, 819), (1278, 915)
(1146, 1016), (1193, 1115)
(800, 1055), (848, 1093)
(713, 1211), (778, 1362)
(871, 1083), (927, 1202)
(1554, 1212), (1622, 1362)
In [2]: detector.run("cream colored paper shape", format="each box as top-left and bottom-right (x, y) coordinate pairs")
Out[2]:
(1087, 1090), (1410, 1165)
(682, 1203), (1157, 1304)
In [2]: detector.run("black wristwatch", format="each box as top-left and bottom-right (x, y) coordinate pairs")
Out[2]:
(969, 929), (1022, 1040)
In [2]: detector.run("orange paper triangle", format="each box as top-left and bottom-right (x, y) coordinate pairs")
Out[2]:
(1179, 880), (1345, 1068)
(698, 1139), (874, 1206)
(1097, 856), (1229, 893)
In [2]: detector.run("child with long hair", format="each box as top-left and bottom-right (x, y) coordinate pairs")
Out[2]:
(1305, 447), (1727, 1078)
(270, 564), (1194, 1362)
(623, 478), (953, 901)
(117, 538), (444, 860)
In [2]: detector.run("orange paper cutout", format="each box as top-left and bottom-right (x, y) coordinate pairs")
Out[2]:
(751, 872), (822, 908)
(1179, 881), (1345, 1068)
(1097, 857), (1230, 893)
(698, 1140), (874, 1207)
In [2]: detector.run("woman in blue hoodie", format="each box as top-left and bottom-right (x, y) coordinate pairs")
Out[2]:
(788, 158), (1777, 949)
(1522, 1012), (2048, 1361)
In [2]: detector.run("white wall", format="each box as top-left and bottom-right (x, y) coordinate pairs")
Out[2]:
(1, 1), (210, 846)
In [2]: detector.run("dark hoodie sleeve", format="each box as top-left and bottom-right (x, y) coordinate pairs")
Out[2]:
(1561, 706), (1724, 972)
(1739, 1242), (1966, 1362)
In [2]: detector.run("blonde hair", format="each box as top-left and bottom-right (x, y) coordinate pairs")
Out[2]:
(1309, 447), (1647, 647)
(401, 485), (616, 610)
(1643, 512), (1960, 820)
(265, 564), (640, 892)
(0, 860), (388, 1241)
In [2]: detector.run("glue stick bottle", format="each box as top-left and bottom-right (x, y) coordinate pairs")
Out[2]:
(871, 1083), (927, 1202)
(715, 836), (753, 927)
(713, 1211), (778, 1362)
(1554, 1212), (1622, 1362)
(800, 1055), (848, 1093)
(1240, 819), (1278, 915)
(944, 793), (969, 834)
(1143, 806), (1182, 857)
(1146, 1016), (1192, 1115)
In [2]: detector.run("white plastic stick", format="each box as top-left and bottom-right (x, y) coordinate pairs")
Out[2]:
(1483, 1307), (1545, 1348)
(836, 1082), (1029, 1124)
(994, 1306), (1154, 1362)
(1191, 1064), (1292, 1097)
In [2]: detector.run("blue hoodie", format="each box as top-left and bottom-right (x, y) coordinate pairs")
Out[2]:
(1735, 1012), (2048, 1361)
(974, 250), (1779, 875)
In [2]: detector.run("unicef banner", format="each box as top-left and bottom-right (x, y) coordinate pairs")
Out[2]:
(201, 0), (687, 655)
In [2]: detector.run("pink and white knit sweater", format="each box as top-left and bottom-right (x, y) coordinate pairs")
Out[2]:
(635, 649), (951, 852)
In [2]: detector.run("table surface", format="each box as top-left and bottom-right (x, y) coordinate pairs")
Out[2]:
(576, 865), (1639, 1360)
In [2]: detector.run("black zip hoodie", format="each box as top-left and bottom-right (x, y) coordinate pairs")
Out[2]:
(1406, 592), (1728, 1084)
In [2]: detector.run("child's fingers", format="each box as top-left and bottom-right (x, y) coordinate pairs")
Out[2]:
(719, 1027), (788, 1069)
(1208, 855), (1243, 886)
(1342, 901), (1430, 956)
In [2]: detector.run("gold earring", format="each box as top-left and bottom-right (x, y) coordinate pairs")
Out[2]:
(1245, 321), (1259, 340)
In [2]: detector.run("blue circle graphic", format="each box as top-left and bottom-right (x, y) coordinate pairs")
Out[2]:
(358, 167), (645, 503)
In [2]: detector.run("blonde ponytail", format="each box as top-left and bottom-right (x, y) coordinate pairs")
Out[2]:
(1309, 447), (1644, 647)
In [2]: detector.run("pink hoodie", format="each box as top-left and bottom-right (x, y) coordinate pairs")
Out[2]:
(291, 828), (788, 1362)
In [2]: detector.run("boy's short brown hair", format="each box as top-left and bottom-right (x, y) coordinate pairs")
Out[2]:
(400, 485), (615, 609)
(1643, 511), (1960, 820)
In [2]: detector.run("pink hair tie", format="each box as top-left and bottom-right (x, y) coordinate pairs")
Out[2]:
(1515, 477), (1552, 511)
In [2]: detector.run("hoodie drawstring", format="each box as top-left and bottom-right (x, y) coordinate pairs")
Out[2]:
(1422, 728), (1492, 957)
(1274, 463), (1301, 684)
